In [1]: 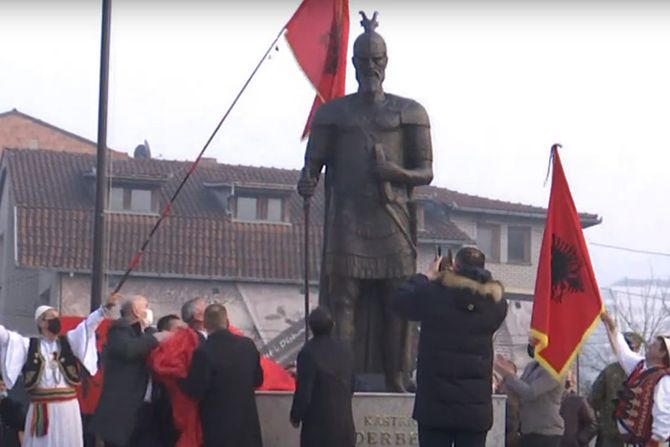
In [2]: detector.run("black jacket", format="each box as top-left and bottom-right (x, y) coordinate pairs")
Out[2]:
(91, 319), (158, 445)
(0, 395), (25, 447)
(182, 329), (264, 447)
(393, 270), (507, 431)
(290, 335), (355, 447)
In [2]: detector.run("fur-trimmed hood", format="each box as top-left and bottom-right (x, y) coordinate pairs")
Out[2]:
(431, 269), (504, 303)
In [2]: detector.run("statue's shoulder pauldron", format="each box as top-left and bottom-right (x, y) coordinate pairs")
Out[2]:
(311, 95), (354, 127)
(387, 94), (430, 127)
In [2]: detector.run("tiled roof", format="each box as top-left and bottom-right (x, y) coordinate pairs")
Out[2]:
(3, 149), (596, 280)
(417, 185), (600, 224)
(15, 207), (319, 280)
(0, 109), (126, 156)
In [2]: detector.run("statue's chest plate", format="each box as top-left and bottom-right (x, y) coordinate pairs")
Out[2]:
(330, 106), (405, 192)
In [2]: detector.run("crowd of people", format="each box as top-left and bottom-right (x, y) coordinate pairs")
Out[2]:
(0, 246), (669, 447)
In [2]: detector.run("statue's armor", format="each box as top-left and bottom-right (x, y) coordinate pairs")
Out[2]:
(309, 93), (431, 280)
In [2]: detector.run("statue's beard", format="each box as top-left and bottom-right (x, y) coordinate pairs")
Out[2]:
(357, 71), (384, 94)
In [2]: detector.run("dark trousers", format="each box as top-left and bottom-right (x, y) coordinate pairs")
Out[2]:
(418, 425), (487, 447)
(104, 403), (166, 447)
(0, 426), (21, 447)
(520, 433), (562, 447)
(595, 434), (625, 447)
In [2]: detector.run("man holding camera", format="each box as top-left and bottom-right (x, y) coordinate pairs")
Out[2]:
(393, 247), (508, 446)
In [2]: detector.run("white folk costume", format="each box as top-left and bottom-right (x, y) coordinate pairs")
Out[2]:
(613, 332), (670, 447)
(0, 305), (107, 447)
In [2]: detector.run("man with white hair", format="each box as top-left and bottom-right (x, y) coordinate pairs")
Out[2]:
(601, 311), (670, 447)
(92, 295), (171, 447)
(0, 293), (120, 447)
(181, 296), (207, 343)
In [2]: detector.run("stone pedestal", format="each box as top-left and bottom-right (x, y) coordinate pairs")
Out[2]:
(256, 391), (506, 447)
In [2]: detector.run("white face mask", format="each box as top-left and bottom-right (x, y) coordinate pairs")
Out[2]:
(142, 308), (154, 328)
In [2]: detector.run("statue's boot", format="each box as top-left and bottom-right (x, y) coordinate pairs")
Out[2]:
(403, 373), (417, 393)
(385, 372), (409, 393)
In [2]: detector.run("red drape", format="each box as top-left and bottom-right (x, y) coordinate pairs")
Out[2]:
(147, 327), (203, 447)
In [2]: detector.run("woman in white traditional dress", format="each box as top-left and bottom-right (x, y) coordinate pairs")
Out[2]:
(0, 293), (119, 447)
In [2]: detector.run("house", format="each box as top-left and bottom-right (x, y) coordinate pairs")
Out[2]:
(0, 143), (601, 365)
(0, 108), (126, 157)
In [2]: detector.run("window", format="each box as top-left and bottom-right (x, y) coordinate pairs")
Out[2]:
(236, 197), (258, 220)
(416, 205), (426, 231)
(110, 187), (125, 211)
(508, 226), (531, 263)
(130, 189), (152, 212)
(109, 187), (156, 213)
(234, 196), (286, 222)
(476, 224), (500, 262)
(267, 198), (283, 222)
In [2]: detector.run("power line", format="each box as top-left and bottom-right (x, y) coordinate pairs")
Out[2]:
(588, 241), (670, 257)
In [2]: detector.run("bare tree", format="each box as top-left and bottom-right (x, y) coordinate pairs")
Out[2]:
(579, 277), (670, 387)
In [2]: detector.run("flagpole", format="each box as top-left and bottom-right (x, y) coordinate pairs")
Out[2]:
(111, 26), (286, 294)
(303, 195), (311, 344)
(90, 0), (112, 311)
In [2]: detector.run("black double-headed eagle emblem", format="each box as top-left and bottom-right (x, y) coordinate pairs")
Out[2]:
(550, 234), (585, 303)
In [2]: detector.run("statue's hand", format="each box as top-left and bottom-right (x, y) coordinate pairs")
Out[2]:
(297, 173), (317, 198)
(373, 160), (405, 182)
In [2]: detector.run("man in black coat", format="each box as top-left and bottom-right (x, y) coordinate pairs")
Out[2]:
(91, 295), (171, 447)
(182, 303), (264, 447)
(290, 307), (355, 447)
(393, 247), (508, 447)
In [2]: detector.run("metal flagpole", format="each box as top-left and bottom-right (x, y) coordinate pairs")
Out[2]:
(303, 193), (311, 343)
(90, 0), (112, 311)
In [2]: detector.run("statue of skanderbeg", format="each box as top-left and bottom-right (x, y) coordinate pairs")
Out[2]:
(297, 12), (433, 392)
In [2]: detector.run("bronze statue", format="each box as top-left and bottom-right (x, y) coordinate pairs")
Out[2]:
(297, 11), (433, 392)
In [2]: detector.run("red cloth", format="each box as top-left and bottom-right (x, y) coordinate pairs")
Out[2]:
(147, 327), (203, 447)
(531, 145), (603, 379)
(59, 316), (112, 415)
(285, 0), (350, 138)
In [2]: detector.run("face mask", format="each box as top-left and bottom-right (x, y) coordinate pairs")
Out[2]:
(142, 308), (154, 328)
(47, 318), (62, 335)
(527, 343), (535, 358)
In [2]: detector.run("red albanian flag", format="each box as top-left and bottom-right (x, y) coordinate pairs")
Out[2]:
(285, 0), (349, 139)
(531, 144), (604, 380)
(60, 315), (112, 415)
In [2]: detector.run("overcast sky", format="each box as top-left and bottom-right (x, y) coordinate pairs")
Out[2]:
(1, 0), (669, 286)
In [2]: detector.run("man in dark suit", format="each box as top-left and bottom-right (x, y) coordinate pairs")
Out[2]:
(182, 303), (264, 447)
(91, 295), (171, 447)
(290, 307), (355, 447)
